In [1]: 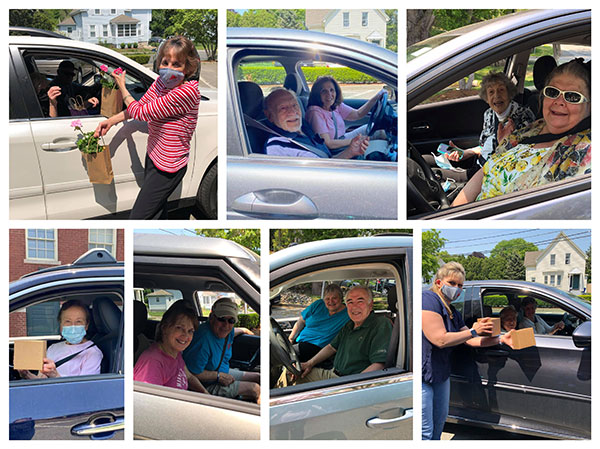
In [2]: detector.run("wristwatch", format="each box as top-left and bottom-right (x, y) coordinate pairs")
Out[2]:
(470, 328), (478, 338)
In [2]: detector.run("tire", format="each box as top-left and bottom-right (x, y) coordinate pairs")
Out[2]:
(195, 162), (217, 219)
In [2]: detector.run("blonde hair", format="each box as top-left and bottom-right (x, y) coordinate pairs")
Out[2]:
(431, 262), (465, 295)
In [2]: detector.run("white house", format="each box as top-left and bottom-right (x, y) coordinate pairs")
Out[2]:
(146, 289), (178, 312)
(57, 9), (152, 45)
(305, 10), (388, 47)
(524, 232), (588, 294)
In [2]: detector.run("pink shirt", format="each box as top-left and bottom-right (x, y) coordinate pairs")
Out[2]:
(47, 341), (103, 377)
(306, 103), (355, 140)
(134, 343), (188, 390)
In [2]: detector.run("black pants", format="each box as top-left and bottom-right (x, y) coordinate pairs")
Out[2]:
(129, 154), (187, 220)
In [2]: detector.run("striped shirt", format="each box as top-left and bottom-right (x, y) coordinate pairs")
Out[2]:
(127, 78), (200, 173)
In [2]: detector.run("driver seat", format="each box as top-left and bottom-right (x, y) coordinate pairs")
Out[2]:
(239, 80), (270, 154)
(385, 285), (399, 368)
(92, 296), (122, 374)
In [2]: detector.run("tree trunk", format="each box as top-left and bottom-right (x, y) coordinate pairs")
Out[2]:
(407, 10), (436, 46)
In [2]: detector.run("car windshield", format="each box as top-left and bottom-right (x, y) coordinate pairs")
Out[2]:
(546, 285), (591, 309)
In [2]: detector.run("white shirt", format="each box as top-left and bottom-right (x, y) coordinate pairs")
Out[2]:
(47, 340), (103, 377)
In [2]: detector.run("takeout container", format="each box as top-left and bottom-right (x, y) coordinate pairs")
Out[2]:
(13, 340), (47, 371)
(477, 317), (501, 336)
(510, 327), (536, 350)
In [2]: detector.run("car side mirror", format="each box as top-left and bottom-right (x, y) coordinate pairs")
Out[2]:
(572, 320), (591, 348)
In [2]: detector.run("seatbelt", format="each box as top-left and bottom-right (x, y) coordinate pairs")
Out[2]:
(332, 110), (339, 139)
(54, 333), (111, 368)
(244, 114), (332, 159)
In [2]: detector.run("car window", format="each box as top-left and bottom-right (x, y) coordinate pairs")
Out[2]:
(236, 59), (286, 97)
(10, 293), (124, 380)
(524, 43), (591, 89)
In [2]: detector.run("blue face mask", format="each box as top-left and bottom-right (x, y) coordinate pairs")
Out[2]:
(62, 325), (87, 344)
(433, 152), (453, 170)
(159, 68), (185, 89)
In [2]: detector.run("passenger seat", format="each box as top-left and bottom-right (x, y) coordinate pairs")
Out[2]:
(92, 296), (123, 373)
(526, 55), (557, 118)
(134, 300), (151, 364)
(238, 80), (270, 154)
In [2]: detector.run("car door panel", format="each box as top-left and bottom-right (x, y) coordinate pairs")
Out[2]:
(271, 373), (412, 439)
(228, 156), (397, 220)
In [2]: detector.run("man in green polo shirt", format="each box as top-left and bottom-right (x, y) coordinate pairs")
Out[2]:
(298, 285), (392, 383)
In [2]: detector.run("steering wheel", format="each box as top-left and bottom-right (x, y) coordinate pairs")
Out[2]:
(270, 318), (301, 377)
(407, 141), (450, 213)
(366, 91), (388, 136)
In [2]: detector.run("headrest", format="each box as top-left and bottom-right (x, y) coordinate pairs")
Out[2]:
(134, 300), (148, 335)
(238, 81), (264, 118)
(283, 73), (302, 96)
(386, 285), (398, 314)
(92, 296), (121, 335)
(534, 55), (558, 91)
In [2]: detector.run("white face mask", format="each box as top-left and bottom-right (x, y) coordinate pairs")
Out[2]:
(433, 152), (453, 170)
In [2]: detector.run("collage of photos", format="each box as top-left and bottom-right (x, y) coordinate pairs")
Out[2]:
(6, 6), (592, 444)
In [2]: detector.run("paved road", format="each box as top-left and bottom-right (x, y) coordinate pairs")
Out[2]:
(442, 423), (545, 440)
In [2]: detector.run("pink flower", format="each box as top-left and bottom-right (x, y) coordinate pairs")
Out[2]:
(71, 120), (83, 129)
(100, 65), (108, 73)
(113, 67), (123, 75)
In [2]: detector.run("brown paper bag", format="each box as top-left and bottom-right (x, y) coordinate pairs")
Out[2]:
(83, 146), (113, 184)
(100, 86), (123, 117)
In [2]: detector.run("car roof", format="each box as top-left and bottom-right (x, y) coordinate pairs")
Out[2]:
(271, 235), (412, 271)
(228, 27), (397, 69)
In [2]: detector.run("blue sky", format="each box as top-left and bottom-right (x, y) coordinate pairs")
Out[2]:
(133, 229), (198, 236)
(429, 228), (591, 256)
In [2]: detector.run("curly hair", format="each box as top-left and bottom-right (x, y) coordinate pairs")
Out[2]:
(479, 72), (517, 103)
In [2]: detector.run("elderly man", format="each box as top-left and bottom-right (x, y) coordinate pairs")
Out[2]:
(263, 88), (368, 159)
(297, 285), (392, 383)
(183, 297), (260, 403)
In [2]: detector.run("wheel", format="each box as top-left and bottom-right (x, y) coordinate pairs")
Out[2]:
(270, 318), (301, 377)
(195, 162), (217, 219)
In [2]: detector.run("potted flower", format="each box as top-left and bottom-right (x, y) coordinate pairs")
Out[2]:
(72, 120), (113, 184)
(99, 65), (124, 117)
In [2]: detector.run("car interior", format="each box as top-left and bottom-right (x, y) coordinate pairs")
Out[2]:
(270, 263), (408, 394)
(407, 35), (591, 218)
(9, 292), (124, 381)
(133, 269), (260, 403)
(233, 51), (397, 160)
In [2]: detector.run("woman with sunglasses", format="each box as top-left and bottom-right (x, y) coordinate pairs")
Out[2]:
(422, 262), (515, 440)
(453, 59), (591, 205)
(182, 297), (261, 404)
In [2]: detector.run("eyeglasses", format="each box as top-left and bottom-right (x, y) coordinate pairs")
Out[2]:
(216, 316), (236, 325)
(542, 85), (589, 104)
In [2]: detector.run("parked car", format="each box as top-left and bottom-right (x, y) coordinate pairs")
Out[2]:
(407, 9), (591, 219)
(227, 28), (398, 220)
(448, 280), (591, 439)
(9, 249), (124, 440)
(9, 31), (217, 219)
(133, 233), (260, 440)
(270, 236), (413, 439)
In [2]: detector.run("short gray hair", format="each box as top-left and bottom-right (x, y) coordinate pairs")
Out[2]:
(479, 72), (517, 102)
(345, 285), (373, 303)
(263, 87), (298, 114)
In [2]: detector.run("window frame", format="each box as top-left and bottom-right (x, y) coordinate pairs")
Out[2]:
(88, 229), (117, 257)
(24, 229), (58, 264)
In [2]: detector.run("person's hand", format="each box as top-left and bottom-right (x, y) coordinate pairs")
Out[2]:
(300, 360), (315, 378)
(447, 141), (464, 161)
(40, 358), (59, 378)
(18, 370), (37, 380)
(497, 118), (515, 143)
(472, 317), (494, 336)
(94, 120), (113, 138)
(550, 321), (566, 335)
(500, 330), (515, 349)
(47, 86), (61, 103)
(346, 135), (369, 158)
(87, 97), (99, 108)
(218, 372), (235, 386)
(111, 69), (127, 90)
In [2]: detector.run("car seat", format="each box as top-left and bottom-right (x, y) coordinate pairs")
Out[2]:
(134, 300), (151, 364)
(384, 285), (399, 368)
(238, 80), (271, 154)
(92, 296), (123, 373)
(526, 55), (557, 118)
(283, 73), (307, 114)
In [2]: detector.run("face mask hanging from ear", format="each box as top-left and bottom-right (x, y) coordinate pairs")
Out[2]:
(159, 68), (185, 89)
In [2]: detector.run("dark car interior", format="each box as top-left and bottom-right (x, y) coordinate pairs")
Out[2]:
(407, 32), (591, 218)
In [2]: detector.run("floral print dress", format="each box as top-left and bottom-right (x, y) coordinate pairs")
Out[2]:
(477, 119), (591, 201)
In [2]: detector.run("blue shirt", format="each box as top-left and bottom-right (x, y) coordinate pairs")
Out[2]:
(297, 299), (351, 348)
(183, 321), (234, 377)
(422, 289), (465, 384)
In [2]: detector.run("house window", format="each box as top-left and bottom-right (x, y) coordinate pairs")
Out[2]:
(550, 275), (555, 285)
(90, 25), (96, 38)
(67, 27), (73, 34)
(531, 277), (536, 283)
(343, 12), (350, 27)
(117, 24), (135, 37)
(544, 275), (548, 284)
(111, 9), (117, 15)
(362, 12), (368, 27)
(557, 274), (562, 285)
(26, 229), (57, 261)
(565, 253), (571, 264)
(89, 229), (116, 256)
(94, 9), (101, 15)
(550, 254), (556, 265)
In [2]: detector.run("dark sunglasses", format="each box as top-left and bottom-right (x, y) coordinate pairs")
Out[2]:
(216, 316), (236, 325)
(542, 85), (589, 104)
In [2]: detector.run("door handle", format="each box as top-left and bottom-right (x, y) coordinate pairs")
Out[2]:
(41, 140), (79, 152)
(366, 408), (413, 429)
(231, 190), (318, 218)
(71, 413), (124, 439)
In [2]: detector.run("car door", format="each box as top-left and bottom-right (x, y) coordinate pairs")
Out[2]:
(227, 34), (397, 220)
(449, 284), (591, 438)
(9, 276), (124, 440)
(270, 244), (413, 439)
(9, 44), (157, 219)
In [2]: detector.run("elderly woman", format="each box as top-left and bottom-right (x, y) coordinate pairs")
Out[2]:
(134, 300), (207, 393)
(288, 284), (350, 363)
(19, 300), (103, 379)
(306, 76), (385, 153)
(518, 297), (564, 335)
(422, 262), (514, 440)
(500, 306), (518, 332)
(448, 72), (536, 177)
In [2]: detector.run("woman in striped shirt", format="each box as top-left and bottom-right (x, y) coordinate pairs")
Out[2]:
(95, 36), (201, 219)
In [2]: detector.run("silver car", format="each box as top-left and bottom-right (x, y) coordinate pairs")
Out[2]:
(9, 33), (217, 219)
(270, 236), (413, 439)
(227, 28), (398, 220)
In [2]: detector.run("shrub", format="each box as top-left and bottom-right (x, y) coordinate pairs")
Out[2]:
(238, 66), (378, 86)
(126, 54), (151, 64)
(120, 43), (126, 49)
(238, 313), (260, 330)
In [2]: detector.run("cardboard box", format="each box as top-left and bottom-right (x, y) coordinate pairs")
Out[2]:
(511, 327), (536, 350)
(13, 340), (47, 371)
(477, 317), (501, 336)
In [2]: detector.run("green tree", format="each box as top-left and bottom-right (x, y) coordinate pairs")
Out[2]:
(490, 238), (538, 259)
(504, 252), (525, 280)
(431, 9), (516, 35)
(585, 247), (591, 281)
(240, 10), (278, 28)
(227, 9), (242, 27)
(275, 10), (305, 30)
(422, 229), (447, 283)
(385, 9), (398, 52)
(195, 229), (261, 255)
(150, 9), (179, 37)
(9, 9), (70, 31)
(171, 9), (218, 61)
